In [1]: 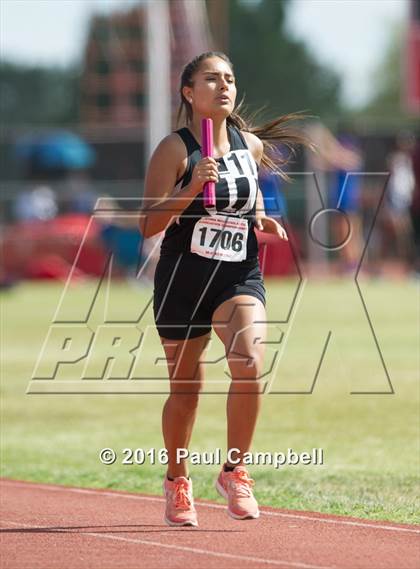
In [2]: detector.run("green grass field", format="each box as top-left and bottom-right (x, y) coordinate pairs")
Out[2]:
(1, 277), (419, 524)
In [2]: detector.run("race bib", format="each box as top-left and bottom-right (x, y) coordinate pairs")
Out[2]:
(191, 214), (248, 262)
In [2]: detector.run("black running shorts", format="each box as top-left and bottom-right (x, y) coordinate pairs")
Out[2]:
(153, 252), (266, 340)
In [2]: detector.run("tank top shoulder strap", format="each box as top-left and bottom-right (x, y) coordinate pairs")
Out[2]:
(173, 127), (201, 186)
(175, 125), (248, 152)
(228, 125), (249, 150)
(174, 127), (200, 155)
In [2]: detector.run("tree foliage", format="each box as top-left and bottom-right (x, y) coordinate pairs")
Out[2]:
(0, 62), (80, 126)
(348, 24), (419, 131)
(360, 26), (407, 118)
(227, 0), (342, 119)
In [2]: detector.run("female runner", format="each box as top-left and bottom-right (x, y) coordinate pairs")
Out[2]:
(140, 51), (304, 527)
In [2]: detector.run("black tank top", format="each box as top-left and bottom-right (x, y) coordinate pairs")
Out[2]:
(159, 125), (259, 262)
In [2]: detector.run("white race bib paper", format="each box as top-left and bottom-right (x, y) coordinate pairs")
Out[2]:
(191, 214), (248, 262)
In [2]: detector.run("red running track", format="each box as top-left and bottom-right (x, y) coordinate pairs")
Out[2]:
(1, 478), (419, 569)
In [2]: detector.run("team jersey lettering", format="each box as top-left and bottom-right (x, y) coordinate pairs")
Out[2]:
(211, 149), (258, 215)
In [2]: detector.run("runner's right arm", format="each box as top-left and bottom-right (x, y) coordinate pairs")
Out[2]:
(139, 135), (219, 238)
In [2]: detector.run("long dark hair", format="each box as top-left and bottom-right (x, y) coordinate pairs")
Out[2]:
(177, 51), (312, 179)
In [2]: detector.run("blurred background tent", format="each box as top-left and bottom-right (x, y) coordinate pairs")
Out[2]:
(14, 131), (96, 174)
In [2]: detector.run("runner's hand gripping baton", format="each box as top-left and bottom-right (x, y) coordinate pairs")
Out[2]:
(202, 118), (216, 208)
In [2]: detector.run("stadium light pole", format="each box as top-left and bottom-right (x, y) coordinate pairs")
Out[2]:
(146, 0), (171, 164)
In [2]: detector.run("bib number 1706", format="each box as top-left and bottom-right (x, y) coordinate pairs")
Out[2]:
(190, 214), (248, 261)
(198, 227), (243, 251)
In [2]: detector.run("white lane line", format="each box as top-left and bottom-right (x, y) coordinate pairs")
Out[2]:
(0, 520), (334, 569)
(2, 480), (419, 535)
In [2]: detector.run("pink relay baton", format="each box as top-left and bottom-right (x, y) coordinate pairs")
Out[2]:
(201, 118), (216, 208)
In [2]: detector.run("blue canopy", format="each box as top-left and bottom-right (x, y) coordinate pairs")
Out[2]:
(15, 131), (95, 170)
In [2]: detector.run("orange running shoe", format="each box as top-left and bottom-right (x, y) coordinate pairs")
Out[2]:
(216, 465), (259, 520)
(163, 476), (198, 527)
